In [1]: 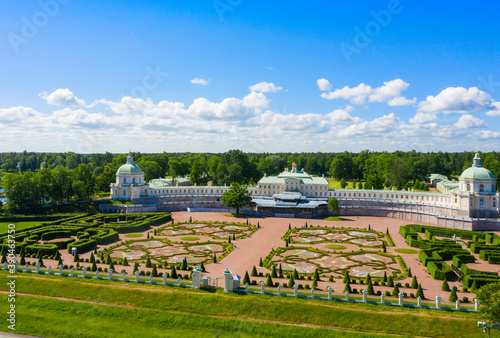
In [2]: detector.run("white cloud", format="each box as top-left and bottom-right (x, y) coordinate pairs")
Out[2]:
(418, 87), (493, 114)
(486, 102), (500, 116)
(317, 78), (332, 91)
(327, 106), (362, 124)
(99, 97), (156, 115)
(337, 113), (402, 137)
(39, 89), (87, 107)
(388, 96), (417, 106)
(190, 77), (210, 86)
(0, 106), (42, 124)
(453, 114), (486, 129)
(249, 82), (283, 93)
(409, 112), (438, 124)
(266, 66), (275, 70)
(321, 79), (415, 106)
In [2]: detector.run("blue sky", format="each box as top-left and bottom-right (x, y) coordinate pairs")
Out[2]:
(1, 0), (500, 153)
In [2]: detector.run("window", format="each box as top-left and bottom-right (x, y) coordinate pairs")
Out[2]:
(480, 184), (484, 192)
(123, 191), (126, 196)
(480, 197), (485, 208)
(493, 199), (496, 208)
(123, 178), (126, 184)
(133, 178), (135, 184)
(467, 183), (470, 191)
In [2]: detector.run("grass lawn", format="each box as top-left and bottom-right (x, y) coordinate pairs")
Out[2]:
(124, 233), (144, 238)
(323, 216), (348, 221)
(0, 271), (484, 338)
(328, 180), (365, 189)
(324, 244), (347, 250)
(180, 236), (200, 241)
(0, 221), (42, 234)
(394, 249), (419, 254)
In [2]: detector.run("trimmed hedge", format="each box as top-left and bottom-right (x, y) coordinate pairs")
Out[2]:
(427, 261), (455, 280)
(452, 254), (476, 267)
(43, 238), (76, 250)
(67, 239), (96, 254)
(41, 230), (72, 241)
(25, 243), (58, 256)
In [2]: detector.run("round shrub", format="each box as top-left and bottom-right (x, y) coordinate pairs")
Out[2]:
(463, 287), (468, 292)
(282, 283), (287, 288)
(305, 284), (310, 289)
(140, 271), (145, 276)
(385, 291), (390, 296)
(374, 281), (379, 286)
(382, 281), (386, 286)
(396, 282), (402, 287)
(85, 258), (89, 263)
(307, 276), (312, 281)
(463, 296), (469, 303)
(259, 272), (263, 277)
(146, 271), (151, 276)
(360, 280), (364, 284)
(329, 276), (334, 282)
(376, 290), (382, 295)
(98, 267), (103, 272)
(405, 283), (409, 288)
(352, 288), (358, 294)
(251, 280), (257, 285)
(299, 284), (303, 289)
(410, 293), (415, 298)
(183, 274), (189, 279)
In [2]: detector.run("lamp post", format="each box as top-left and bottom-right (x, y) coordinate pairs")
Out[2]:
(477, 322), (500, 338)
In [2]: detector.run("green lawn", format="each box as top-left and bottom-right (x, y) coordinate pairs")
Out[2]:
(395, 249), (419, 254)
(180, 236), (201, 241)
(328, 180), (365, 189)
(323, 216), (348, 221)
(0, 221), (42, 234)
(124, 233), (144, 238)
(0, 271), (484, 338)
(325, 244), (347, 250)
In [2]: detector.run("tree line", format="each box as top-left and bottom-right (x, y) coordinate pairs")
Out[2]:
(1, 150), (499, 210)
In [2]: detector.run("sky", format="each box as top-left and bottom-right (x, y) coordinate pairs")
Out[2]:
(1, 0), (500, 154)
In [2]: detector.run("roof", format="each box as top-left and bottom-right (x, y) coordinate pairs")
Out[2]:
(117, 154), (144, 175)
(253, 197), (327, 209)
(258, 169), (328, 185)
(460, 153), (495, 180)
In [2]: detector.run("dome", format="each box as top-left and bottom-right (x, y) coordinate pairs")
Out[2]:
(460, 153), (495, 180)
(117, 154), (144, 175)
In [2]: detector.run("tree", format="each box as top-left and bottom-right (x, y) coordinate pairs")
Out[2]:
(449, 287), (458, 302)
(152, 264), (158, 277)
(288, 275), (295, 288)
(222, 183), (252, 214)
(251, 266), (258, 277)
(171, 266), (178, 279)
(314, 269), (320, 282)
(200, 261), (206, 272)
(266, 274), (274, 287)
(91, 261), (97, 272)
(387, 276), (394, 287)
(181, 257), (188, 270)
(392, 285), (400, 297)
(416, 283), (425, 299)
(477, 282), (500, 322)
(259, 257), (263, 267)
(367, 279), (375, 295)
(89, 253), (95, 264)
(73, 253), (80, 263)
(441, 279), (450, 292)
(293, 269), (299, 279)
(271, 265), (278, 278)
(122, 257), (128, 266)
(344, 278), (352, 293)
(411, 276), (418, 289)
(328, 198), (340, 216)
(243, 271), (250, 285)
(340, 178), (347, 189)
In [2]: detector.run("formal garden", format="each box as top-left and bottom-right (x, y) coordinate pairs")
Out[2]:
(155, 220), (257, 240)
(400, 224), (500, 290)
(108, 239), (231, 265)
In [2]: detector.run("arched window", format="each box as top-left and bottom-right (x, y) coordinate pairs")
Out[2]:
(133, 178), (136, 184)
(123, 190), (126, 196)
(480, 184), (484, 192)
(123, 178), (126, 184)
(467, 183), (470, 191)
(480, 197), (485, 207)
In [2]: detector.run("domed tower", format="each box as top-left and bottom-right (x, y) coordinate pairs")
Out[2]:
(110, 153), (148, 200)
(453, 152), (498, 218)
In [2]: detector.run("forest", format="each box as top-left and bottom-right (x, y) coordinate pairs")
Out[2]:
(1, 150), (499, 211)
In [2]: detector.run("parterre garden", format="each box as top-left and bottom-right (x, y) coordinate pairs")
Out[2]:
(400, 224), (500, 289)
(261, 225), (406, 284)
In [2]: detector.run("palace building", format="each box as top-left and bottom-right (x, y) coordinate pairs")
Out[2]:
(106, 153), (499, 230)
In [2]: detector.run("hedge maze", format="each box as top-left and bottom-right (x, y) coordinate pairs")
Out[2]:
(400, 224), (500, 288)
(0, 213), (172, 257)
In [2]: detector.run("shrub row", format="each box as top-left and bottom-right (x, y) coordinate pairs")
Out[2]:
(427, 261), (454, 280)
(41, 230), (72, 241)
(67, 239), (97, 254)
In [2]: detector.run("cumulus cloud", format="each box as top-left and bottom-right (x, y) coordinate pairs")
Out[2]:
(337, 113), (402, 137)
(327, 106), (362, 124)
(453, 114), (486, 129)
(190, 77), (210, 86)
(321, 79), (415, 106)
(418, 87), (493, 114)
(39, 89), (88, 107)
(317, 78), (332, 91)
(486, 102), (500, 116)
(249, 82), (283, 93)
(0, 106), (42, 124)
(409, 112), (438, 124)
